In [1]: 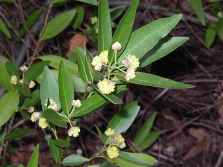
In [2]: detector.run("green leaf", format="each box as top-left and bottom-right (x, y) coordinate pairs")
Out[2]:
(106, 101), (140, 135)
(134, 112), (156, 146)
(98, 0), (112, 53)
(53, 139), (70, 148)
(92, 84), (123, 105)
(0, 0), (13, 2)
(19, 9), (42, 39)
(27, 144), (39, 167)
(40, 66), (60, 111)
(216, 18), (223, 41)
(108, 0), (139, 63)
(18, 84), (31, 97)
(205, 23), (216, 47)
(71, 85), (126, 117)
(0, 17), (11, 38)
(19, 109), (30, 119)
(62, 154), (90, 166)
(0, 90), (19, 127)
(110, 5), (127, 21)
(140, 37), (189, 68)
(95, 125), (106, 144)
(115, 152), (157, 167)
(4, 128), (33, 141)
(76, 47), (90, 83)
(118, 14), (183, 62)
(137, 131), (161, 150)
(22, 90), (40, 108)
(58, 61), (74, 114)
(41, 9), (76, 40)
(188, 0), (206, 26)
(72, 6), (85, 30)
(24, 61), (49, 82)
(0, 56), (14, 91)
(41, 109), (67, 128)
(115, 72), (194, 89)
(49, 138), (59, 162)
(75, 0), (98, 6)
(17, 165), (25, 167)
(6, 61), (20, 78)
(38, 55), (79, 77)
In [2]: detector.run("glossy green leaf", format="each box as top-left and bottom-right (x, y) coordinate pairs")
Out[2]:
(18, 84), (31, 97)
(27, 144), (39, 167)
(115, 72), (194, 89)
(92, 84), (123, 105)
(38, 55), (79, 77)
(40, 66), (60, 111)
(41, 9), (76, 40)
(95, 125), (106, 144)
(134, 112), (156, 146)
(22, 90), (40, 108)
(188, 0), (206, 26)
(4, 128), (33, 141)
(106, 101), (140, 135)
(98, 0), (112, 53)
(205, 23), (216, 47)
(85, 50), (94, 82)
(115, 152), (157, 167)
(71, 85), (126, 117)
(24, 61), (49, 82)
(75, 0), (98, 5)
(76, 47), (90, 83)
(53, 139), (70, 148)
(108, 0), (139, 63)
(0, 90), (19, 127)
(0, 17), (11, 38)
(58, 61), (74, 114)
(0, 56), (13, 91)
(62, 154), (90, 166)
(72, 6), (85, 30)
(41, 109), (67, 128)
(110, 5), (126, 21)
(140, 37), (189, 68)
(19, 9), (42, 39)
(19, 109), (30, 119)
(137, 131), (161, 150)
(216, 18), (223, 41)
(118, 14), (183, 62)
(6, 61), (20, 78)
(209, 0), (223, 2)
(49, 139), (59, 162)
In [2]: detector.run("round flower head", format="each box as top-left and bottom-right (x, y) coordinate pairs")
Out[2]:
(28, 106), (34, 113)
(72, 100), (81, 108)
(30, 112), (41, 122)
(112, 42), (122, 51)
(99, 51), (108, 64)
(122, 55), (139, 70)
(20, 65), (28, 72)
(38, 118), (49, 128)
(10, 75), (18, 85)
(92, 56), (102, 71)
(125, 68), (136, 81)
(114, 134), (126, 149)
(19, 79), (24, 84)
(68, 126), (80, 137)
(105, 128), (115, 137)
(97, 78), (115, 94)
(106, 146), (119, 159)
(46, 99), (60, 111)
(91, 16), (98, 24)
(29, 80), (35, 88)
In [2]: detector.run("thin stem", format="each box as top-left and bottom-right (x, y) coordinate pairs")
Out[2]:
(29, 1), (54, 67)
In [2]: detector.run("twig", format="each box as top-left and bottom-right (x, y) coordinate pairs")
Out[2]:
(215, 150), (223, 167)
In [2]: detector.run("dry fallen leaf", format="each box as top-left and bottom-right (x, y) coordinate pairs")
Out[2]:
(183, 142), (206, 160)
(189, 128), (206, 142)
(68, 34), (88, 52)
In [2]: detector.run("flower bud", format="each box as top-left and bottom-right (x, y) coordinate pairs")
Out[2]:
(112, 42), (121, 51)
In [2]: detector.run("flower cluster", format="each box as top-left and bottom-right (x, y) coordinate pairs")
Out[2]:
(71, 99), (81, 108)
(10, 75), (18, 85)
(20, 65), (28, 72)
(68, 126), (80, 137)
(30, 112), (49, 129)
(91, 51), (108, 71)
(104, 128), (126, 159)
(91, 16), (98, 24)
(97, 78), (115, 94)
(45, 99), (60, 111)
(29, 80), (35, 88)
(122, 54), (139, 81)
